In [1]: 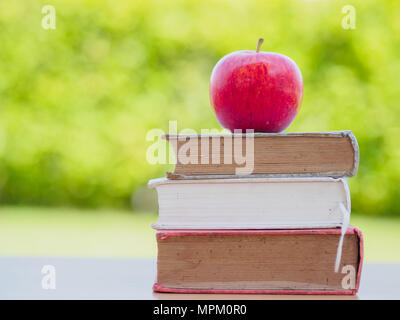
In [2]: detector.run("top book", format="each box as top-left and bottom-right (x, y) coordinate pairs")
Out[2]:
(164, 131), (359, 179)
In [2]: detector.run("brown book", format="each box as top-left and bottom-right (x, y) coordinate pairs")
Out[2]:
(154, 228), (363, 294)
(164, 131), (359, 179)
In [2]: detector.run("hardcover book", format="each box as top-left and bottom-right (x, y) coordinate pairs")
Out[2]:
(164, 131), (359, 179)
(153, 228), (363, 295)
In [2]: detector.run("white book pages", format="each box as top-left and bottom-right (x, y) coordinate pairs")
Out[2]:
(149, 177), (351, 229)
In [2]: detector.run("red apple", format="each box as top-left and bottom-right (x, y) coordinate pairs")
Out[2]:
(210, 39), (303, 133)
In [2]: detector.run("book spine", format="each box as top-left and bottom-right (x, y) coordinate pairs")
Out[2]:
(163, 131), (359, 179)
(154, 227), (364, 295)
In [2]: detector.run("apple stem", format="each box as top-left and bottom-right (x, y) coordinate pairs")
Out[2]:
(256, 38), (264, 53)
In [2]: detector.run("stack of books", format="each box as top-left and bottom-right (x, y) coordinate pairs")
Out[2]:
(149, 131), (363, 295)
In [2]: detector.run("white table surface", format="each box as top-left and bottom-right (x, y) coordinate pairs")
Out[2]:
(0, 257), (399, 300)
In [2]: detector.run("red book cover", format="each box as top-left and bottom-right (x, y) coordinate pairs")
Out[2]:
(153, 227), (363, 295)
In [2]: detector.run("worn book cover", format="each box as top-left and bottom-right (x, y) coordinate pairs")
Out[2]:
(153, 227), (363, 295)
(164, 131), (359, 179)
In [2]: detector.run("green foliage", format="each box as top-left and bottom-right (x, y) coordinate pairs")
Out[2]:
(0, 0), (399, 215)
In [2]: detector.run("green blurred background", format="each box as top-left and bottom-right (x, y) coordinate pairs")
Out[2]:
(0, 0), (399, 260)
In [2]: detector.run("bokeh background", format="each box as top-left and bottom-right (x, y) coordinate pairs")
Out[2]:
(0, 0), (399, 260)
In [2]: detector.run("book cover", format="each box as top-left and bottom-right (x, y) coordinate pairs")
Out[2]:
(153, 227), (363, 295)
(164, 131), (359, 179)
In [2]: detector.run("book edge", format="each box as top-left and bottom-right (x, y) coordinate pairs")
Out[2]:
(152, 283), (357, 295)
(153, 226), (363, 295)
(148, 176), (347, 188)
(163, 130), (359, 178)
(166, 172), (351, 179)
(162, 130), (353, 139)
(354, 227), (364, 294)
(347, 131), (360, 177)
(151, 223), (346, 230)
(155, 226), (359, 238)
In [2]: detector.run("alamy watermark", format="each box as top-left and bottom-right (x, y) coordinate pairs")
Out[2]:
(342, 5), (356, 30)
(341, 264), (356, 289)
(41, 264), (56, 290)
(146, 121), (255, 175)
(42, 5), (56, 30)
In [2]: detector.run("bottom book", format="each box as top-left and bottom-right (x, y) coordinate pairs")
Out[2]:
(153, 227), (363, 295)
